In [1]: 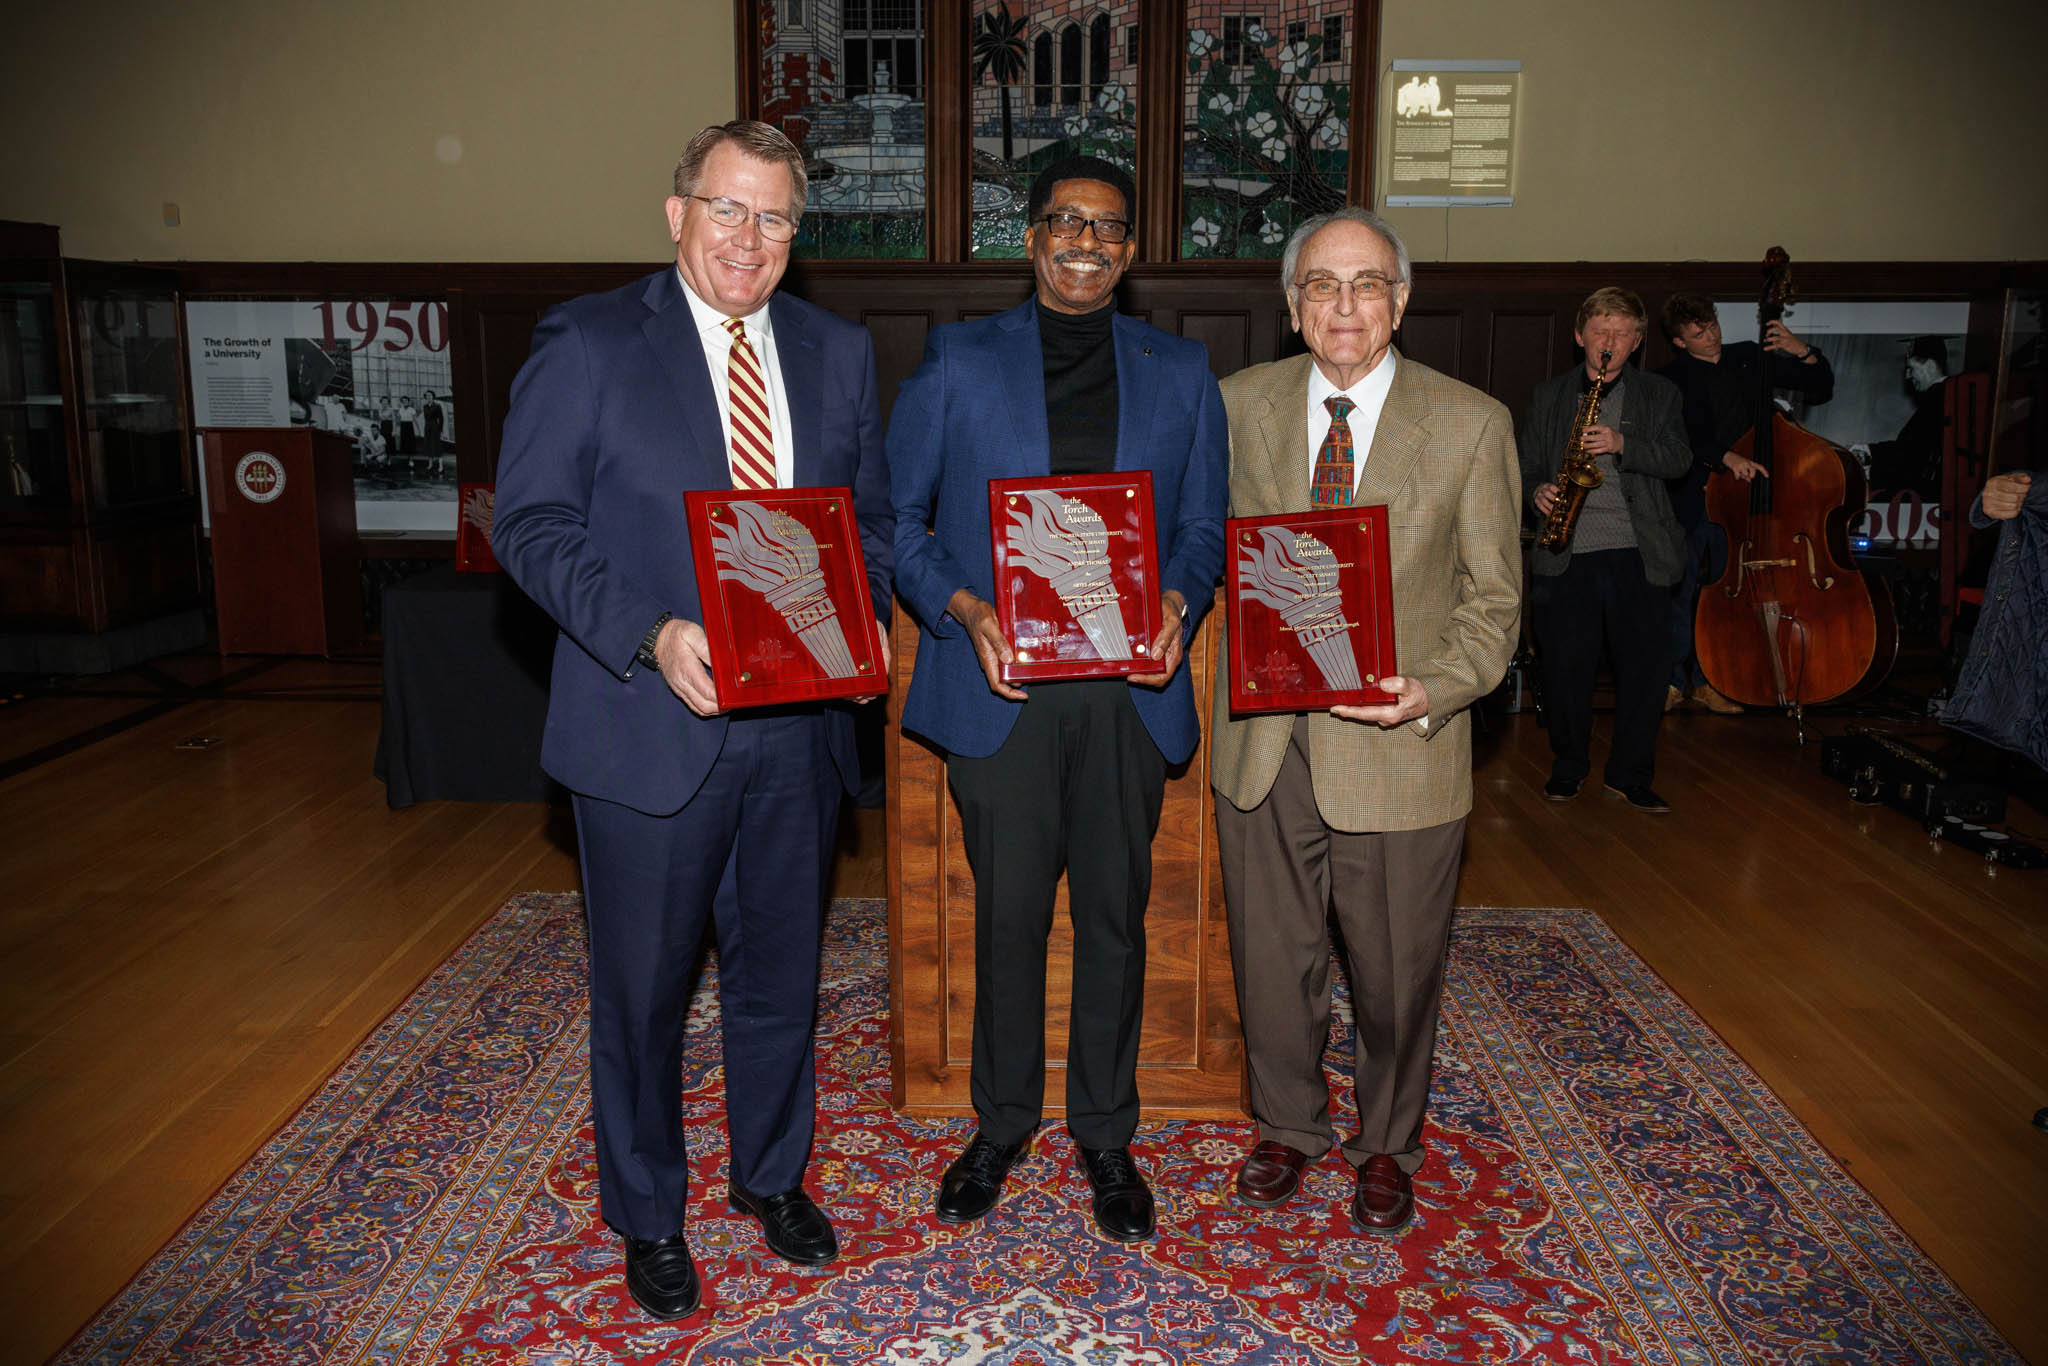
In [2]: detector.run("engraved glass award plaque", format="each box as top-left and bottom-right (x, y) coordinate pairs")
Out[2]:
(1226, 505), (1397, 713)
(684, 486), (884, 708)
(988, 471), (1161, 682)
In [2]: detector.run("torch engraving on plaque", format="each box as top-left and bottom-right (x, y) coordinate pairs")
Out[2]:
(1238, 526), (1362, 690)
(712, 502), (857, 678)
(1003, 491), (1133, 661)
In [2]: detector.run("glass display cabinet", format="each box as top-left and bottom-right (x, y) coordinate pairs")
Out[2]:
(1, 221), (204, 672)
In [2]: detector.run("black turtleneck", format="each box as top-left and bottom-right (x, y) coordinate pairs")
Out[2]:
(1038, 299), (1119, 474)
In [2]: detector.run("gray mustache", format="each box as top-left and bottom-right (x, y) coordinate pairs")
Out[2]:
(1053, 248), (1110, 269)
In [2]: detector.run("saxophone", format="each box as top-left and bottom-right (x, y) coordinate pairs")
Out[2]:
(1536, 348), (1613, 552)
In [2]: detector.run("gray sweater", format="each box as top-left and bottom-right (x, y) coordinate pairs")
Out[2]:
(1517, 364), (1691, 585)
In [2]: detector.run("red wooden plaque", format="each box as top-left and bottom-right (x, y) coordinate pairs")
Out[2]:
(988, 471), (1161, 683)
(455, 482), (500, 573)
(684, 486), (884, 709)
(1226, 505), (1398, 713)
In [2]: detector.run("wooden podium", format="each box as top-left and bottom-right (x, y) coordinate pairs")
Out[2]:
(202, 428), (361, 656)
(885, 607), (1248, 1118)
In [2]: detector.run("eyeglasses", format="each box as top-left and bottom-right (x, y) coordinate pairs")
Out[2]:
(1293, 274), (1398, 303)
(689, 195), (797, 242)
(1040, 212), (1132, 244)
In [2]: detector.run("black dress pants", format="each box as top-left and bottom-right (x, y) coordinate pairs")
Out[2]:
(1533, 547), (1672, 789)
(945, 679), (1167, 1149)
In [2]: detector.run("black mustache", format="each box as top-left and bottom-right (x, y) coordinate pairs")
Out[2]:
(1053, 248), (1110, 268)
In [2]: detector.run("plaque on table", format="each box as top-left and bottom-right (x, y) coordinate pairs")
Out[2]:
(989, 470), (1161, 683)
(684, 486), (884, 709)
(1225, 505), (1398, 713)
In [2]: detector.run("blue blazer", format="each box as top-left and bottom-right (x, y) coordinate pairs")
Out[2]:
(888, 299), (1228, 763)
(492, 267), (891, 816)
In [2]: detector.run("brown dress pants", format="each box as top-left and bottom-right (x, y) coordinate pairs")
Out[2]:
(1215, 719), (1464, 1175)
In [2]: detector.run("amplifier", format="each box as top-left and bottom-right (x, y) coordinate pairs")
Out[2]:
(1819, 730), (2007, 825)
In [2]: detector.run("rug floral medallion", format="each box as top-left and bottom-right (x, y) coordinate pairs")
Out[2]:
(59, 895), (2018, 1365)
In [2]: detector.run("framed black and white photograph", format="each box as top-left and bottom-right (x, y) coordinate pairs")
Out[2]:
(1709, 297), (1971, 546)
(185, 298), (455, 532)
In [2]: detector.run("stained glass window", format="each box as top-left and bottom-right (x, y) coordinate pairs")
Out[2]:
(762, 0), (928, 259)
(970, 1), (1139, 261)
(1183, 2), (1350, 260)
(744, 1), (1370, 262)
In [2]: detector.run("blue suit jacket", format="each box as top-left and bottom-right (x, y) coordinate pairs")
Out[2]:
(888, 299), (1228, 763)
(492, 267), (891, 816)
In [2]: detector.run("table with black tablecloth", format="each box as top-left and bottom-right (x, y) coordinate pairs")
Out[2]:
(375, 563), (559, 808)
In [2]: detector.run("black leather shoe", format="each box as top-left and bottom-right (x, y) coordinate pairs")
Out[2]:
(1604, 782), (1672, 813)
(729, 1183), (839, 1265)
(936, 1133), (1027, 1225)
(1078, 1145), (1156, 1242)
(623, 1232), (701, 1320)
(1543, 776), (1581, 801)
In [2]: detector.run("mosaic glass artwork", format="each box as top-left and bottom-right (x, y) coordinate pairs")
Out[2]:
(759, 0), (930, 259)
(970, 1), (1138, 260)
(1182, 5), (1351, 259)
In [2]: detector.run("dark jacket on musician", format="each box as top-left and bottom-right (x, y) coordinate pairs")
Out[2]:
(1942, 473), (2048, 769)
(1657, 341), (1834, 529)
(1518, 365), (1691, 585)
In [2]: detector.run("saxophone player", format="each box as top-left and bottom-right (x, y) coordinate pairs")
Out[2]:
(1519, 287), (1691, 813)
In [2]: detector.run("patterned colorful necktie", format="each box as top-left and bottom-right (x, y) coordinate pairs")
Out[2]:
(724, 317), (776, 490)
(1312, 394), (1355, 508)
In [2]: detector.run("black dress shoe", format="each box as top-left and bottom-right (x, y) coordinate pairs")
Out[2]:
(936, 1133), (1027, 1225)
(729, 1183), (839, 1265)
(1604, 782), (1672, 813)
(624, 1232), (701, 1320)
(1078, 1145), (1155, 1242)
(1542, 776), (1582, 801)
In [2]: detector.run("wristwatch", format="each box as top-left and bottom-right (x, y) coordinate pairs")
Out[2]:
(634, 612), (674, 669)
(1801, 346), (1824, 364)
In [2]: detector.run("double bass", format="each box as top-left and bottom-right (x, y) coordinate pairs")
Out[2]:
(1695, 248), (1897, 727)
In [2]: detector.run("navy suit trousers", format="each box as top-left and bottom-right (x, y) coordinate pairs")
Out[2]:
(572, 710), (840, 1240)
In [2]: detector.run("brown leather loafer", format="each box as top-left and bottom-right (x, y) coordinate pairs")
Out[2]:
(1691, 683), (1742, 714)
(1234, 1139), (1311, 1208)
(1351, 1153), (1414, 1234)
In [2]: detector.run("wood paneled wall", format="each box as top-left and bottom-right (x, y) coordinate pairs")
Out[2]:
(164, 255), (2040, 513)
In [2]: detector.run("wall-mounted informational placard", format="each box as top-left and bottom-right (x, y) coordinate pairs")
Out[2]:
(185, 298), (454, 532)
(1384, 59), (1521, 208)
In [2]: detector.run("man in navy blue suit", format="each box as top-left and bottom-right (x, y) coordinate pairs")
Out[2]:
(888, 157), (1228, 1243)
(491, 121), (891, 1321)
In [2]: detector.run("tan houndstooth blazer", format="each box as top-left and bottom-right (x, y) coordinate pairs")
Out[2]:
(1208, 351), (1523, 832)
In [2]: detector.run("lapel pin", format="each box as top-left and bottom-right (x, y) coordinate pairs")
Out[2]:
(1143, 346), (1153, 355)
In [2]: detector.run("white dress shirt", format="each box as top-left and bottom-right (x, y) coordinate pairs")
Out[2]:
(1304, 350), (1397, 499)
(679, 268), (797, 487)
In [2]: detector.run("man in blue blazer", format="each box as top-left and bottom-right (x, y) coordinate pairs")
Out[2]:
(888, 157), (1227, 1243)
(492, 122), (891, 1321)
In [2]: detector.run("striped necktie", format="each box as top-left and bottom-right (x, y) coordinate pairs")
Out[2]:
(724, 317), (776, 490)
(1312, 394), (1355, 508)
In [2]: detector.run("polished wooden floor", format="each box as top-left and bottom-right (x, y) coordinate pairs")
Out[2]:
(0, 656), (2041, 1364)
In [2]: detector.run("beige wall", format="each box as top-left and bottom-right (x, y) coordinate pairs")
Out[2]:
(2, 1), (2042, 263)
(0, 0), (736, 262)
(1380, 0), (2048, 263)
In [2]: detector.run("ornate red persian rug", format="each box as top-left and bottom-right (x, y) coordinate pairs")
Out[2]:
(56, 895), (2020, 1364)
